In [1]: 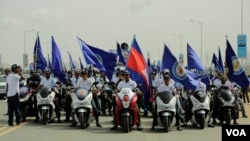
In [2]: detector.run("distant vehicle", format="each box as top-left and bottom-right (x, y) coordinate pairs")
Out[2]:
(0, 75), (7, 99)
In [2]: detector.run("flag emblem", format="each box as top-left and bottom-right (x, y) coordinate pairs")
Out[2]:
(172, 62), (187, 80)
(232, 56), (243, 75)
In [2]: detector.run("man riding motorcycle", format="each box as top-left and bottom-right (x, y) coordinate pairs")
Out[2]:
(110, 70), (143, 131)
(151, 74), (182, 131)
(69, 69), (102, 127)
(26, 70), (41, 122)
(38, 69), (61, 123)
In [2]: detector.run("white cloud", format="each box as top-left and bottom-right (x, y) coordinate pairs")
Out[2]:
(31, 8), (65, 22)
(0, 17), (23, 29)
(128, 0), (152, 12)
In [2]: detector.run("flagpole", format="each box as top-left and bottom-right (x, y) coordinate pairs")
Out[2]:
(51, 36), (54, 86)
(34, 32), (39, 71)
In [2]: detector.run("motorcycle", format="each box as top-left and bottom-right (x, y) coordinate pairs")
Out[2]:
(135, 84), (144, 113)
(99, 82), (114, 115)
(36, 87), (57, 124)
(70, 86), (94, 129)
(19, 86), (38, 122)
(231, 86), (242, 119)
(216, 88), (236, 125)
(154, 91), (176, 132)
(114, 87), (140, 133)
(188, 91), (210, 129)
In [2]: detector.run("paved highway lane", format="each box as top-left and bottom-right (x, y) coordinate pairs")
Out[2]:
(0, 99), (249, 141)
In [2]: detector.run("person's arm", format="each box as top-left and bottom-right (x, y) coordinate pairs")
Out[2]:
(6, 82), (8, 95)
(17, 69), (25, 80)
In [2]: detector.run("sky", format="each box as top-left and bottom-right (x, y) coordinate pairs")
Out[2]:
(0, 0), (250, 70)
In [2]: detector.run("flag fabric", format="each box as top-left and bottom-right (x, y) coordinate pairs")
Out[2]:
(211, 53), (222, 72)
(187, 43), (204, 72)
(79, 57), (84, 70)
(33, 34), (47, 71)
(51, 36), (67, 83)
(126, 36), (151, 102)
(68, 52), (76, 71)
(77, 37), (106, 71)
(225, 39), (249, 89)
(117, 42), (126, 65)
(161, 44), (199, 91)
(218, 47), (224, 73)
(87, 45), (117, 81)
(147, 55), (154, 102)
(187, 43), (210, 86)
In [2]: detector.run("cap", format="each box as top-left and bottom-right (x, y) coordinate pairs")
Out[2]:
(163, 74), (170, 79)
(163, 68), (170, 73)
(74, 69), (81, 74)
(43, 69), (51, 74)
(11, 64), (20, 70)
(123, 70), (130, 75)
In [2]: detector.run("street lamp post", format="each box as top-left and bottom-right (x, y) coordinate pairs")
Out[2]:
(172, 34), (183, 53)
(23, 29), (34, 70)
(190, 20), (203, 63)
(173, 34), (184, 65)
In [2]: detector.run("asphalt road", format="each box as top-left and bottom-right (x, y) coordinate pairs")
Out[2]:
(0, 99), (249, 141)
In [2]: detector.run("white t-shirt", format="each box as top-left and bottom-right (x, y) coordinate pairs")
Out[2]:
(157, 83), (176, 94)
(214, 79), (231, 89)
(111, 75), (119, 84)
(7, 73), (21, 97)
(152, 77), (161, 88)
(71, 76), (82, 87)
(40, 77), (57, 89)
(117, 79), (137, 90)
(76, 78), (93, 90)
(159, 75), (175, 86)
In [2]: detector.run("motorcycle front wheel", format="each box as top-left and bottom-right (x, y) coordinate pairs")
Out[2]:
(163, 116), (169, 132)
(198, 114), (205, 129)
(42, 110), (48, 125)
(79, 112), (85, 129)
(123, 116), (130, 133)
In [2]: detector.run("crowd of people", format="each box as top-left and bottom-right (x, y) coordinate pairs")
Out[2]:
(3, 63), (249, 131)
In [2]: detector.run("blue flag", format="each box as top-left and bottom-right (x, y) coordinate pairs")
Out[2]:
(77, 37), (106, 71)
(79, 57), (84, 70)
(187, 43), (204, 71)
(33, 34), (47, 71)
(211, 53), (222, 72)
(117, 42), (126, 65)
(51, 36), (67, 83)
(147, 56), (154, 102)
(68, 52), (76, 71)
(161, 44), (199, 90)
(126, 36), (151, 102)
(218, 47), (224, 73)
(87, 45), (117, 81)
(226, 39), (249, 89)
(187, 43), (210, 86)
